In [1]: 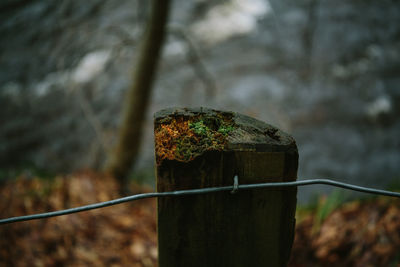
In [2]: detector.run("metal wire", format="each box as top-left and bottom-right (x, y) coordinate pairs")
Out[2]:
(0, 178), (399, 225)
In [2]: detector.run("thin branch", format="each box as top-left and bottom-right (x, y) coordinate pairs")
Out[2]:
(66, 73), (110, 155)
(169, 24), (218, 101)
(74, 87), (110, 153)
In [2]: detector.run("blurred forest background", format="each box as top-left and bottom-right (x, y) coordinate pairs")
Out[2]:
(1, 0), (400, 266)
(1, 0), (399, 203)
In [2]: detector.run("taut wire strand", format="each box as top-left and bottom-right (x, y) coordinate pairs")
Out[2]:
(1, 178), (399, 225)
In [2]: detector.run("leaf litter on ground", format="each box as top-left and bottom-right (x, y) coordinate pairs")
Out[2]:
(0, 171), (399, 266)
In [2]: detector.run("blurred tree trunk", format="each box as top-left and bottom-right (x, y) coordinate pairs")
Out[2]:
(105, 0), (171, 190)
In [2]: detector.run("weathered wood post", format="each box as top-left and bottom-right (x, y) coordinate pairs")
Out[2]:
(154, 107), (298, 267)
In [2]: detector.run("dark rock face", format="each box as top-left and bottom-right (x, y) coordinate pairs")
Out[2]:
(1, 0), (399, 201)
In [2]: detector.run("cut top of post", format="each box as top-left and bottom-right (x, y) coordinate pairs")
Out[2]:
(154, 107), (297, 165)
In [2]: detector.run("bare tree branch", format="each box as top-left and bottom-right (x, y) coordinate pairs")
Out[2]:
(169, 24), (218, 101)
(74, 86), (110, 153)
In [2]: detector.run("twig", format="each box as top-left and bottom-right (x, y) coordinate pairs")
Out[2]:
(169, 24), (218, 101)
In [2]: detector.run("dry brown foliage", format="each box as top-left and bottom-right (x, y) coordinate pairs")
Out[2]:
(1, 172), (399, 266)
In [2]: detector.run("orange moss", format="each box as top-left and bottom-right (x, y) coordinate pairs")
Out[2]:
(155, 116), (232, 164)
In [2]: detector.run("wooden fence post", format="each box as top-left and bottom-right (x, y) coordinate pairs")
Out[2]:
(154, 107), (298, 267)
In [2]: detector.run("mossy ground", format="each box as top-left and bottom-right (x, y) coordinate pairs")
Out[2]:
(155, 114), (235, 164)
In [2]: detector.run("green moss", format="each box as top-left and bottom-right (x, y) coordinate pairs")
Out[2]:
(157, 113), (236, 163)
(175, 137), (197, 161)
(189, 117), (235, 137)
(189, 120), (209, 136)
(217, 124), (235, 135)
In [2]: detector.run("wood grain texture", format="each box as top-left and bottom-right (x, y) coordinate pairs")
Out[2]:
(155, 107), (298, 267)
